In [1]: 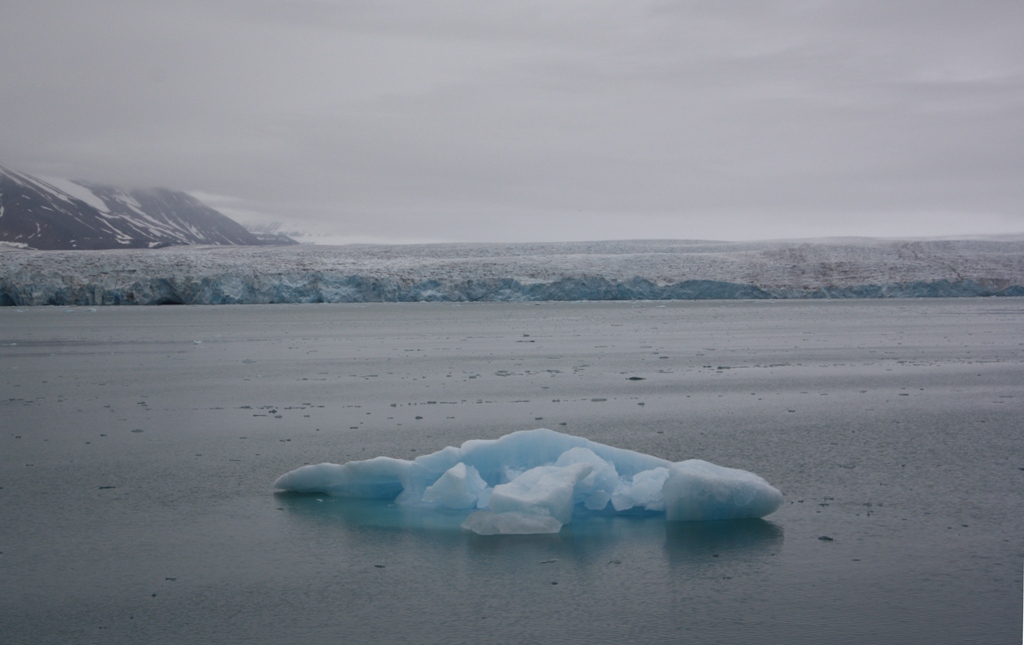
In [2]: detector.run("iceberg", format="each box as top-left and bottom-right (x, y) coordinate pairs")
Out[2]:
(274, 428), (784, 535)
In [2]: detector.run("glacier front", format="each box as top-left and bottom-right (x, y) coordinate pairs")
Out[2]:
(273, 428), (784, 535)
(3, 238), (1024, 306)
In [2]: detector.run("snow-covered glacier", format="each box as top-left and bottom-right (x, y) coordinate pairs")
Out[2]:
(274, 428), (784, 535)
(2, 237), (1023, 305)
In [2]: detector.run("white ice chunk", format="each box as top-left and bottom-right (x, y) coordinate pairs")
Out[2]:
(662, 460), (784, 521)
(630, 467), (671, 511)
(456, 428), (669, 484)
(476, 486), (493, 509)
(501, 466), (524, 485)
(486, 463), (593, 524)
(611, 490), (635, 512)
(461, 510), (563, 535)
(272, 456), (413, 499)
(554, 447), (621, 504)
(584, 489), (611, 511)
(421, 463), (487, 509)
(411, 445), (463, 475)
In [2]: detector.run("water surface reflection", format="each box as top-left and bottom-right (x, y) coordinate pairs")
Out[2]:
(274, 492), (783, 564)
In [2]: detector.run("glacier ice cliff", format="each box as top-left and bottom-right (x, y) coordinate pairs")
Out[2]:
(274, 428), (785, 535)
(2, 238), (1023, 305)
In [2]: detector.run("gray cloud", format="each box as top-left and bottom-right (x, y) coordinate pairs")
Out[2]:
(2, 0), (1022, 242)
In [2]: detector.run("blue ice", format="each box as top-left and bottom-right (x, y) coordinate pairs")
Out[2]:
(273, 428), (784, 535)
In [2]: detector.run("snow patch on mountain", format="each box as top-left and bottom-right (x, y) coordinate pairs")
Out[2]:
(37, 176), (111, 213)
(0, 163), (294, 250)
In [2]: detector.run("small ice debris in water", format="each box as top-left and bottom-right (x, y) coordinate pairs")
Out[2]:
(274, 428), (783, 535)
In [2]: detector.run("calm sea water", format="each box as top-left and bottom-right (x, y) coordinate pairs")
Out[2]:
(1, 299), (1021, 644)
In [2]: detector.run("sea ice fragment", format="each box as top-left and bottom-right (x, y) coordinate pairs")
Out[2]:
(487, 463), (593, 524)
(461, 511), (563, 535)
(421, 463), (487, 509)
(630, 467), (671, 511)
(662, 460), (784, 521)
(273, 428), (784, 535)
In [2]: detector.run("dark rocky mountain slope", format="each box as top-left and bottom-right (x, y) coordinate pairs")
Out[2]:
(0, 163), (294, 250)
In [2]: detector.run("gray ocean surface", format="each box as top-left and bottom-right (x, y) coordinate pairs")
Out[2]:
(1, 299), (1022, 644)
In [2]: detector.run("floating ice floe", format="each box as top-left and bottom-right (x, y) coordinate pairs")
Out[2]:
(273, 428), (784, 535)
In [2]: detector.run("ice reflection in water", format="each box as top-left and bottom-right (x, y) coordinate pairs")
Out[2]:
(275, 493), (783, 561)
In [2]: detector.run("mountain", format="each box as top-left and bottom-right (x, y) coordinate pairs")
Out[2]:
(0, 163), (295, 250)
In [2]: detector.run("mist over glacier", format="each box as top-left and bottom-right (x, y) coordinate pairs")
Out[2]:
(2, 237), (1023, 306)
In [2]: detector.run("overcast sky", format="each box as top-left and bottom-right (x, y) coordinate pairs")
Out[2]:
(2, 1), (1022, 243)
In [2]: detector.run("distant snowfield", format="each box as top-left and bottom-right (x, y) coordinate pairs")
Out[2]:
(2, 237), (1023, 305)
(35, 175), (112, 213)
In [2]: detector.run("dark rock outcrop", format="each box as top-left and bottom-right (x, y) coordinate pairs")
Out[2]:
(0, 163), (294, 250)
